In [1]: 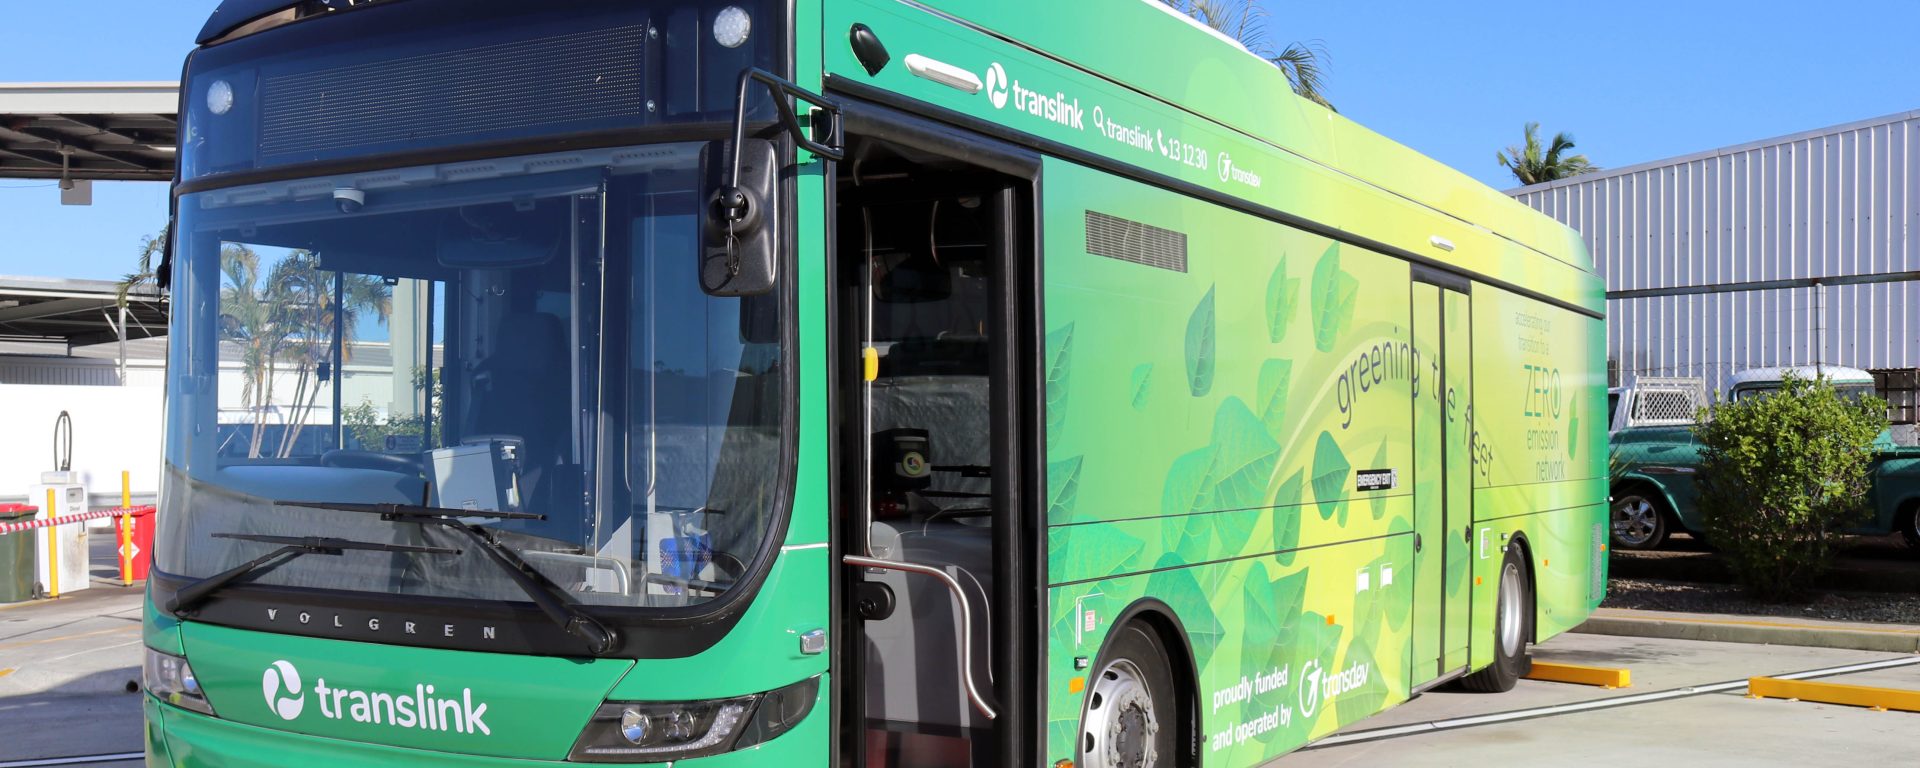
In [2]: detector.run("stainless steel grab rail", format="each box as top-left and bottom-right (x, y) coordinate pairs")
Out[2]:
(844, 554), (998, 720)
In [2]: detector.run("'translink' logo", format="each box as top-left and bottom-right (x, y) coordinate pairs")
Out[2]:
(263, 659), (305, 721)
(257, 660), (492, 735)
(985, 62), (1009, 109)
(979, 61), (1083, 129)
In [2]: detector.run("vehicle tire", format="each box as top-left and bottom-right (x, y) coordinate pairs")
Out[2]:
(1080, 622), (1179, 768)
(1460, 547), (1532, 693)
(1899, 502), (1920, 551)
(1609, 490), (1669, 550)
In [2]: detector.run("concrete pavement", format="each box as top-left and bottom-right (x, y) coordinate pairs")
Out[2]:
(1578, 606), (1920, 653)
(1283, 632), (1920, 767)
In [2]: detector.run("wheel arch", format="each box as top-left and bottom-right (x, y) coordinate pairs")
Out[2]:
(1612, 476), (1682, 524)
(1095, 597), (1202, 768)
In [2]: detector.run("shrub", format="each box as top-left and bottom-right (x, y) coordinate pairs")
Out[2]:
(1692, 372), (1886, 600)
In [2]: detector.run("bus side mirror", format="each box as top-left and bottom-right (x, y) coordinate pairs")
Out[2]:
(700, 138), (779, 296)
(700, 68), (843, 298)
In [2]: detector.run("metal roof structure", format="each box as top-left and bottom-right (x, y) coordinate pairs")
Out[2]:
(1509, 108), (1920, 393)
(0, 82), (179, 181)
(0, 275), (167, 350)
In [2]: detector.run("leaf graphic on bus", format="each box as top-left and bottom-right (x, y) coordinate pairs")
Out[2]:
(1367, 440), (1390, 521)
(1310, 243), (1358, 353)
(1184, 286), (1217, 397)
(1145, 553), (1222, 670)
(1310, 431), (1351, 524)
(1208, 398), (1280, 513)
(1567, 409), (1581, 460)
(1381, 520), (1414, 632)
(1288, 611), (1344, 726)
(1266, 255), (1299, 343)
(1130, 363), (1153, 411)
(1334, 635), (1391, 722)
(1056, 524), (1144, 579)
(1045, 323), (1074, 451)
(1271, 469), (1306, 566)
(1241, 564), (1309, 728)
(1256, 359), (1293, 436)
(1047, 455), (1084, 523)
(1161, 448), (1215, 552)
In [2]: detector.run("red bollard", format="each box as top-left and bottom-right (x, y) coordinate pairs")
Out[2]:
(117, 506), (156, 583)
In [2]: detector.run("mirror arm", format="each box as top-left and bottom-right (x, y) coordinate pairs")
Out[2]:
(717, 68), (845, 224)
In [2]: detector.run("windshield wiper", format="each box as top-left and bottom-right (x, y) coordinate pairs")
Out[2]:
(279, 499), (618, 655)
(280, 500), (544, 521)
(169, 533), (459, 616)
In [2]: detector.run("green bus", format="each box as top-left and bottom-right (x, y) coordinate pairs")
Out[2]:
(144, 0), (1609, 765)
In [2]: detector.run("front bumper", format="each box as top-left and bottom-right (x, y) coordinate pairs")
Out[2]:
(144, 694), (828, 767)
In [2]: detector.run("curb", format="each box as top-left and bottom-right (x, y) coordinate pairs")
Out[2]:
(1574, 612), (1920, 654)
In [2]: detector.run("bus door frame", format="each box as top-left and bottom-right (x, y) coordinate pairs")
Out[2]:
(824, 94), (1045, 768)
(1410, 267), (1475, 690)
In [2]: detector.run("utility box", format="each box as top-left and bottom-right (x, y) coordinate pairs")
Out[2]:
(30, 472), (90, 597)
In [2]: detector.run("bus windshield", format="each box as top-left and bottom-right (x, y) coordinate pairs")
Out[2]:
(158, 144), (787, 611)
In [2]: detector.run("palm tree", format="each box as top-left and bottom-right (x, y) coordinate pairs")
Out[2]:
(199, 241), (397, 459)
(115, 227), (168, 309)
(1497, 122), (1597, 186)
(1161, 0), (1334, 110)
(272, 253), (391, 457)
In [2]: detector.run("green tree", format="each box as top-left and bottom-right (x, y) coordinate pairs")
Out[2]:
(1496, 122), (1597, 186)
(1160, 0), (1334, 110)
(1692, 373), (1886, 600)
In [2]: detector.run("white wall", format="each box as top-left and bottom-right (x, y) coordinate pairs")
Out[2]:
(0, 383), (164, 504)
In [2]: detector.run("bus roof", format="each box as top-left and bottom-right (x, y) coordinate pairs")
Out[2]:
(918, 0), (1593, 273)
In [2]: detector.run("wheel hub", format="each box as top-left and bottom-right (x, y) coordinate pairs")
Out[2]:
(1499, 562), (1524, 656)
(1612, 497), (1657, 546)
(1082, 658), (1160, 768)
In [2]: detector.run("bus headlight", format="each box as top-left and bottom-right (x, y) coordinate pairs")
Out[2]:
(143, 647), (216, 716)
(568, 676), (818, 762)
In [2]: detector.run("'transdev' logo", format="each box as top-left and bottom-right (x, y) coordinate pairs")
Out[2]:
(263, 659), (306, 721)
(985, 62), (1009, 109)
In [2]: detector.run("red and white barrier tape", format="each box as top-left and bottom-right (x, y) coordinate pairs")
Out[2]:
(0, 506), (153, 536)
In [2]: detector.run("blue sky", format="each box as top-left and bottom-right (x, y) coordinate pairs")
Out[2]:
(2, 1), (1918, 282)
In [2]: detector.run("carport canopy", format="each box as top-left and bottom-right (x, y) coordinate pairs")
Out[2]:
(0, 82), (178, 182)
(0, 275), (167, 350)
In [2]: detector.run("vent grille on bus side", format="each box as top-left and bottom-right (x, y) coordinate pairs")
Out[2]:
(259, 25), (648, 157)
(1084, 211), (1187, 272)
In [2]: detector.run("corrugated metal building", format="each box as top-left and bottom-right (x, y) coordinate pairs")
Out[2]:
(1509, 109), (1920, 396)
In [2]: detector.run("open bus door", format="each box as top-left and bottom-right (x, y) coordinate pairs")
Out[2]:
(829, 104), (1042, 768)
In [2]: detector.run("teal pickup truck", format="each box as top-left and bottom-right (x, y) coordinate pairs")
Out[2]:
(1608, 366), (1920, 552)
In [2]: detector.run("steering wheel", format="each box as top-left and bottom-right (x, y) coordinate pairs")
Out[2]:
(320, 449), (423, 475)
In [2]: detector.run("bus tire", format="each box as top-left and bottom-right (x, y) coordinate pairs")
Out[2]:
(1460, 547), (1532, 693)
(1609, 487), (1669, 550)
(1080, 622), (1179, 768)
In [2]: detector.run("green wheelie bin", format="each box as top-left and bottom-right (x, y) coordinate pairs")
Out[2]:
(0, 504), (36, 603)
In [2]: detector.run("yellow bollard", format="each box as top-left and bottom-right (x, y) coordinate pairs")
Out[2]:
(119, 471), (134, 586)
(45, 488), (58, 599)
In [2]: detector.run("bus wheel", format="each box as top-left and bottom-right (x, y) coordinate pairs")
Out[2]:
(1609, 490), (1669, 550)
(1081, 622), (1178, 768)
(1461, 548), (1532, 693)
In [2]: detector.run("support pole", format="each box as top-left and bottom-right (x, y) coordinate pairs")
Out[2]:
(45, 488), (59, 599)
(120, 471), (134, 586)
